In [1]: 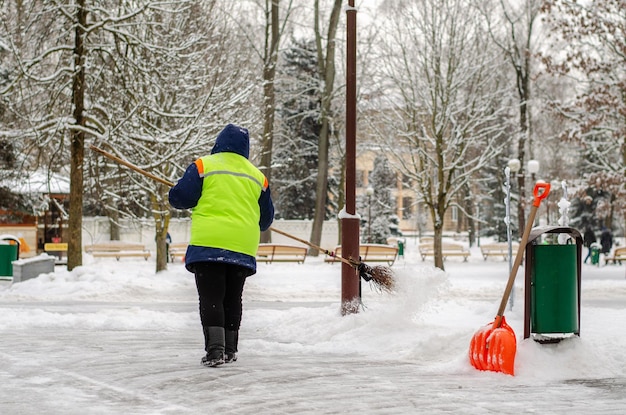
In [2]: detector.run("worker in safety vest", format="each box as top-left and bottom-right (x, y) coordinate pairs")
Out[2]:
(169, 124), (274, 367)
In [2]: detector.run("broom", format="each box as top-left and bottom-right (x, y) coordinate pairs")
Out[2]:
(268, 226), (395, 293)
(90, 145), (395, 292)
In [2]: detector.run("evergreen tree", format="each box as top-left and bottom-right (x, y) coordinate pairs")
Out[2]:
(274, 38), (320, 219)
(366, 154), (396, 244)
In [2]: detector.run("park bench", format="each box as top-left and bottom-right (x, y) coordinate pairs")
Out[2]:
(169, 242), (188, 262)
(419, 242), (470, 261)
(256, 244), (308, 264)
(44, 242), (68, 265)
(605, 247), (626, 265)
(480, 242), (519, 261)
(420, 237), (434, 245)
(325, 244), (398, 266)
(84, 242), (151, 261)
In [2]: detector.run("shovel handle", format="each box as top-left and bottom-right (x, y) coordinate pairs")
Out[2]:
(495, 182), (551, 324)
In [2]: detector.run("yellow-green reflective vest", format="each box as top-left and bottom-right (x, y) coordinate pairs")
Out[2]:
(190, 153), (268, 257)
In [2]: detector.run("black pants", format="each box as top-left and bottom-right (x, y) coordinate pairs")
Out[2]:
(193, 262), (248, 330)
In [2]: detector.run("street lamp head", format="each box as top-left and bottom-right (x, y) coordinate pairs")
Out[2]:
(366, 186), (374, 196)
(507, 158), (521, 173)
(528, 159), (540, 174)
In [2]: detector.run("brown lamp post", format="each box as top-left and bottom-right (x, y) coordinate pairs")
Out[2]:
(341, 0), (360, 315)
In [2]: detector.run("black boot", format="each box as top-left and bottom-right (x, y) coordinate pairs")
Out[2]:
(225, 330), (239, 363)
(201, 326), (225, 367)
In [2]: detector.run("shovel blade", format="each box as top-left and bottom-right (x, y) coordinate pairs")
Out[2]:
(469, 316), (516, 376)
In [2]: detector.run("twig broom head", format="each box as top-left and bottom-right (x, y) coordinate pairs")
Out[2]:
(358, 263), (395, 293)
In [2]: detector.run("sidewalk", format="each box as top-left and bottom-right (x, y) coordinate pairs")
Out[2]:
(1, 306), (625, 415)
(0, 253), (624, 414)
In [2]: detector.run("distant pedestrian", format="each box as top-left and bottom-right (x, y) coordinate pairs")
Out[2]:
(169, 124), (274, 368)
(600, 227), (613, 255)
(583, 227), (596, 264)
(166, 232), (172, 263)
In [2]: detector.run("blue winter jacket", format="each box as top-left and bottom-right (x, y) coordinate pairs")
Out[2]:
(168, 124), (274, 274)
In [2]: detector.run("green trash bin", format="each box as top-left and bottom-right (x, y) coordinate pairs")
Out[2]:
(0, 240), (19, 277)
(530, 244), (579, 334)
(397, 238), (405, 258)
(524, 226), (582, 341)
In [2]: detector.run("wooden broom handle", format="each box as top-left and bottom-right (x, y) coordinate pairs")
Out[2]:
(90, 145), (358, 268)
(90, 145), (175, 187)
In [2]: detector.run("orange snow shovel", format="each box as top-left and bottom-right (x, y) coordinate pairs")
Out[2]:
(469, 182), (550, 375)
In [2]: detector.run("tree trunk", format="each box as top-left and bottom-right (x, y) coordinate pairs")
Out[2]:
(465, 194), (476, 248)
(259, 0), (280, 244)
(309, 0), (342, 256)
(154, 225), (169, 273)
(309, 118), (330, 256)
(67, 0), (87, 271)
(107, 208), (120, 241)
(152, 191), (170, 273)
(516, 101), (527, 239)
(433, 224), (444, 270)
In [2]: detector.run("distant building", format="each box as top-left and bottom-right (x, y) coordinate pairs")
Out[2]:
(355, 149), (468, 235)
(0, 170), (70, 255)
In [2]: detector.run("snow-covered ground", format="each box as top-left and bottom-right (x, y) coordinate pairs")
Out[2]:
(1, 237), (625, 414)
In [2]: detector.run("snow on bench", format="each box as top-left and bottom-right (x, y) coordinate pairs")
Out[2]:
(84, 242), (151, 261)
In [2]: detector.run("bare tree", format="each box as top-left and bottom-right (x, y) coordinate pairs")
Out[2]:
(540, 0), (626, 178)
(376, 0), (510, 269)
(1, 1), (159, 270)
(307, 0), (342, 256)
(1, 1), (255, 271)
(260, 0), (281, 184)
(220, 0), (296, 242)
(540, 0), (626, 235)
(482, 0), (543, 236)
(90, 1), (256, 272)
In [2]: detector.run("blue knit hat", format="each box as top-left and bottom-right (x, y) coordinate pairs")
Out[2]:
(210, 124), (250, 159)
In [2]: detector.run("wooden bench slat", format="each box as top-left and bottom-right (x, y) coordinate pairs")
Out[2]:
(169, 243), (188, 262)
(91, 251), (151, 261)
(419, 242), (470, 262)
(479, 243), (519, 261)
(256, 244), (307, 264)
(324, 244), (398, 266)
(605, 247), (626, 265)
(85, 243), (148, 253)
(85, 242), (151, 261)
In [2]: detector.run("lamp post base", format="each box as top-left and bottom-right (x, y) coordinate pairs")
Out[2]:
(341, 217), (360, 315)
